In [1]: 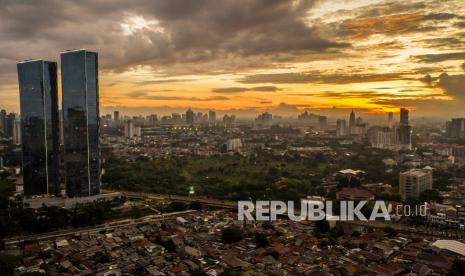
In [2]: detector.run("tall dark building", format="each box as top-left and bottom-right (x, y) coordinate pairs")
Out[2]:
(17, 60), (60, 197)
(446, 118), (465, 139)
(400, 108), (409, 125)
(186, 109), (194, 125)
(114, 110), (120, 124)
(61, 50), (100, 197)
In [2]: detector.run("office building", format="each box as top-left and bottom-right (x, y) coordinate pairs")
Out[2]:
(209, 110), (216, 124)
(186, 109), (194, 125)
(399, 167), (433, 201)
(114, 110), (120, 125)
(349, 109), (356, 134)
(17, 59), (60, 197)
(256, 112), (273, 127)
(336, 119), (346, 137)
(400, 108), (409, 125)
(61, 50), (100, 197)
(388, 112), (393, 126)
(446, 118), (465, 139)
(124, 120), (135, 138)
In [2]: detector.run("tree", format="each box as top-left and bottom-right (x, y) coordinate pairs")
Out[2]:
(221, 226), (244, 243)
(0, 254), (21, 276)
(254, 233), (269, 247)
(419, 189), (443, 204)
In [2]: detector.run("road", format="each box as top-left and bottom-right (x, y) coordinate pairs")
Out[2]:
(108, 190), (238, 209)
(3, 210), (197, 247)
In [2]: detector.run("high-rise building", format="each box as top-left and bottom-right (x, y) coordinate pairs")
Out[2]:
(17, 59), (60, 197)
(61, 50), (100, 198)
(370, 127), (396, 149)
(387, 112), (393, 126)
(186, 109), (194, 125)
(399, 167), (433, 201)
(256, 112), (273, 127)
(349, 109), (356, 134)
(114, 110), (120, 125)
(336, 119), (346, 137)
(208, 110), (216, 124)
(446, 118), (465, 139)
(13, 119), (21, 145)
(172, 113), (182, 124)
(147, 114), (158, 126)
(124, 120), (135, 138)
(0, 109), (6, 135)
(400, 108), (409, 126)
(3, 113), (15, 138)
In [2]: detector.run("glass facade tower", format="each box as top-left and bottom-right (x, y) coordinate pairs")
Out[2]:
(61, 50), (100, 197)
(17, 60), (60, 197)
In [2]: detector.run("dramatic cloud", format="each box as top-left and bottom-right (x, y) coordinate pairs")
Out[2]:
(437, 73), (465, 101)
(239, 72), (408, 84)
(0, 0), (347, 75)
(212, 86), (281, 93)
(411, 52), (465, 63)
(1, 0), (465, 117)
(126, 91), (229, 102)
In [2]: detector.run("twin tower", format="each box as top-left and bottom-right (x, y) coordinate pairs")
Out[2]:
(17, 50), (100, 198)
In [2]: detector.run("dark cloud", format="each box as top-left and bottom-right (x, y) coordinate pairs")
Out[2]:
(424, 13), (463, 20)
(239, 72), (408, 84)
(125, 91), (228, 101)
(411, 52), (465, 63)
(437, 73), (465, 101)
(212, 86), (281, 93)
(462, 62), (465, 71)
(415, 37), (465, 50)
(0, 0), (348, 77)
(212, 87), (249, 93)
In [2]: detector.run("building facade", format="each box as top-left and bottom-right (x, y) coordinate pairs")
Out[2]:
(61, 50), (100, 197)
(399, 167), (433, 201)
(17, 60), (60, 197)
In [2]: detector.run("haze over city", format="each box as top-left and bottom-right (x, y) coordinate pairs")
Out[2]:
(3, 1), (465, 275)
(1, 0), (465, 118)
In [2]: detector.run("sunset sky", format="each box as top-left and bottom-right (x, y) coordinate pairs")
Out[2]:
(1, 0), (465, 118)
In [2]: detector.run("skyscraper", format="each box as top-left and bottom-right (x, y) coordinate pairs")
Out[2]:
(398, 108), (411, 149)
(186, 109), (194, 125)
(446, 118), (465, 139)
(61, 50), (100, 198)
(114, 110), (120, 125)
(400, 108), (409, 126)
(387, 112), (393, 126)
(17, 60), (60, 197)
(124, 120), (135, 138)
(208, 110), (216, 124)
(336, 119), (346, 137)
(349, 109), (356, 134)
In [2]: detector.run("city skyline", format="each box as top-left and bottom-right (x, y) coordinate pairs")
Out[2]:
(0, 0), (464, 118)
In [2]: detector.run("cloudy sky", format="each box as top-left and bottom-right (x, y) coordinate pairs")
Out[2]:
(1, 0), (465, 118)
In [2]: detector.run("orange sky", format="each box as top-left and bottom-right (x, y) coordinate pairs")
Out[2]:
(1, 0), (465, 118)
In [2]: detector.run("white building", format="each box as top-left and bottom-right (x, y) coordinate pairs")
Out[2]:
(399, 167), (433, 201)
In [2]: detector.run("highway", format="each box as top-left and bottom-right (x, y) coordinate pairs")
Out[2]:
(3, 210), (197, 247)
(108, 190), (238, 209)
